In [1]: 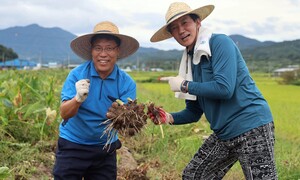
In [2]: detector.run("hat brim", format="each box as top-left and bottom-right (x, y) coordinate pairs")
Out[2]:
(150, 5), (214, 42)
(71, 32), (139, 60)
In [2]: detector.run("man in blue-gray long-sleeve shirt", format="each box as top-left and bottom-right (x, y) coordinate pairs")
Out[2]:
(149, 2), (277, 180)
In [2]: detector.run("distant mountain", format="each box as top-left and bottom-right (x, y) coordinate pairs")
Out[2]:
(123, 47), (182, 63)
(227, 35), (300, 71)
(0, 24), (299, 71)
(0, 24), (184, 64)
(229, 34), (276, 50)
(0, 24), (81, 63)
(242, 39), (300, 65)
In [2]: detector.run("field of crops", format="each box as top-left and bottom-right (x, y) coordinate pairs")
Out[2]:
(0, 69), (299, 179)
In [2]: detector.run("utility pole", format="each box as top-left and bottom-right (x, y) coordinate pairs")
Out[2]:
(68, 54), (70, 69)
(2, 52), (5, 67)
(136, 56), (139, 71)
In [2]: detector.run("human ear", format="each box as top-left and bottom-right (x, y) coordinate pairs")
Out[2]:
(196, 19), (201, 29)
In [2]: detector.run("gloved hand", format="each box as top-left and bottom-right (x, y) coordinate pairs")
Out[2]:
(160, 76), (184, 92)
(75, 79), (90, 103)
(147, 106), (174, 125)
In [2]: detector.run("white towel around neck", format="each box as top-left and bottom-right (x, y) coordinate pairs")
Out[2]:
(175, 27), (212, 100)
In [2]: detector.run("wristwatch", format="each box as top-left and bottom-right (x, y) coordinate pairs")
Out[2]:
(180, 80), (189, 93)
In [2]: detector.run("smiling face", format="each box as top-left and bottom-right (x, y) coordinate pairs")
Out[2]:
(168, 14), (201, 51)
(91, 37), (120, 79)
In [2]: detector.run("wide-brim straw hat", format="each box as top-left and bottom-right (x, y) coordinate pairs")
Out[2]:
(150, 2), (214, 42)
(71, 21), (139, 60)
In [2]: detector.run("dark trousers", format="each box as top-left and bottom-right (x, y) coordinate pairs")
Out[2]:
(182, 122), (277, 180)
(53, 137), (121, 180)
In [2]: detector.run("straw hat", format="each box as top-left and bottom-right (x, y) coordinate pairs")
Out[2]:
(150, 2), (214, 42)
(71, 21), (139, 60)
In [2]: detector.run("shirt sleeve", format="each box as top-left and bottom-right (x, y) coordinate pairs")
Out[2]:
(61, 70), (78, 102)
(171, 99), (203, 124)
(188, 34), (237, 99)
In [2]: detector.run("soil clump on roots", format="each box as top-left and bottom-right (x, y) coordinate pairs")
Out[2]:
(102, 99), (148, 146)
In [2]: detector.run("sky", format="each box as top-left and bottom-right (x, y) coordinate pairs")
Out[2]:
(1, 0), (300, 50)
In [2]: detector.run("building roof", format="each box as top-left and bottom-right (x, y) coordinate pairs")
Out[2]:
(274, 67), (297, 73)
(0, 59), (37, 68)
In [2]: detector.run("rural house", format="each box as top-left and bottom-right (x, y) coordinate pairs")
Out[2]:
(273, 65), (299, 77)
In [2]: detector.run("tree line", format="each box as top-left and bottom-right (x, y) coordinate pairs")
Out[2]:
(0, 44), (18, 62)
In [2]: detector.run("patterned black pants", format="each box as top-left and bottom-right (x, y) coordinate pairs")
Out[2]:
(182, 122), (277, 180)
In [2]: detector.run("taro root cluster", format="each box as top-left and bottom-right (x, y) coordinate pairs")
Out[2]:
(102, 98), (148, 144)
(146, 102), (167, 124)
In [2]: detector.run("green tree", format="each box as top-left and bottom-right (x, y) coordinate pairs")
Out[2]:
(0, 44), (18, 61)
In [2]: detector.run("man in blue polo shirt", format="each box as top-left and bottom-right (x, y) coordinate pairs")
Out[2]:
(148, 2), (277, 180)
(53, 21), (139, 179)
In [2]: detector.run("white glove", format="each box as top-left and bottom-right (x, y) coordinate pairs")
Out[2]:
(160, 76), (184, 92)
(75, 79), (90, 103)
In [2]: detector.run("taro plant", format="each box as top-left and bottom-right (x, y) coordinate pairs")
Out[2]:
(0, 70), (64, 143)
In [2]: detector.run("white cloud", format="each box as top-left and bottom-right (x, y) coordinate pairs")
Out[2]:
(0, 0), (300, 50)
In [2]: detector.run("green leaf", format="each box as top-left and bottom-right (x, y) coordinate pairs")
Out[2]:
(2, 98), (13, 108)
(0, 166), (10, 178)
(23, 102), (46, 119)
